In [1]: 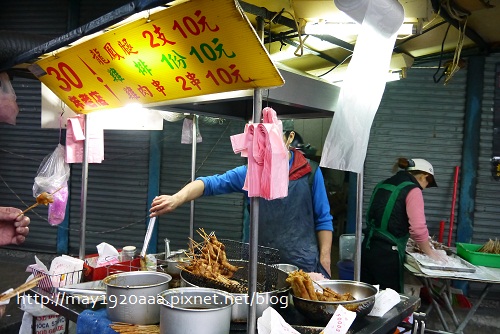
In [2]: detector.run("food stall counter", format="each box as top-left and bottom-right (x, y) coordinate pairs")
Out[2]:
(25, 287), (420, 334)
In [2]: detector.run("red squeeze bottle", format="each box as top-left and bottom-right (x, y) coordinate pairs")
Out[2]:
(438, 220), (445, 243)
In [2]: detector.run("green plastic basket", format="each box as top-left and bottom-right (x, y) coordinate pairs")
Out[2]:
(456, 243), (500, 268)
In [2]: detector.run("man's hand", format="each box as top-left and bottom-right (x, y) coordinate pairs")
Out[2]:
(320, 254), (332, 277)
(149, 195), (181, 217)
(317, 230), (332, 277)
(0, 207), (30, 246)
(149, 180), (206, 217)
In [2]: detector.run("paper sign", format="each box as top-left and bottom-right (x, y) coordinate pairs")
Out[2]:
(323, 305), (356, 334)
(30, 0), (284, 114)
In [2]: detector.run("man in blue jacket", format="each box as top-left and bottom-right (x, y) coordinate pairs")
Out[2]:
(150, 131), (333, 277)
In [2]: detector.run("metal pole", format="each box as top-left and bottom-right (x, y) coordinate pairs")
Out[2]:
(78, 114), (89, 260)
(189, 115), (198, 242)
(353, 170), (363, 281)
(247, 15), (264, 334)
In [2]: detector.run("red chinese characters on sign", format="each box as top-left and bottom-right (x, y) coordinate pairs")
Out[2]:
(68, 91), (108, 109)
(40, 4), (263, 112)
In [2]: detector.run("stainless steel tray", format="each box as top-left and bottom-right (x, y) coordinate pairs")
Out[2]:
(56, 280), (106, 308)
(406, 252), (476, 273)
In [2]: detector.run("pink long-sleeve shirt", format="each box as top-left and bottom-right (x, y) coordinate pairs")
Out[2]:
(406, 187), (430, 242)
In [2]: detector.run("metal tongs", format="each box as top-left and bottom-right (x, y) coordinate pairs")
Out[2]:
(139, 217), (157, 269)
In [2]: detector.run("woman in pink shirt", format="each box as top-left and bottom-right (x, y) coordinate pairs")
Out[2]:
(360, 158), (445, 292)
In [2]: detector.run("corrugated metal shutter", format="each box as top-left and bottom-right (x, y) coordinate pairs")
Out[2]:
(67, 130), (151, 254)
(77, 0), (133, 26)
(158, 118), (246, 250)
(0, 0), (68, 252)
(0, 0), (67, 36)
(364, 65), (467, 239)
(0, 0), (157, 254)
(0, 78), (61, 251)
(474, 54), (500, 244)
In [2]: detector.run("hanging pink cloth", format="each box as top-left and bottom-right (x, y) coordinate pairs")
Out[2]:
(65, 115), (105, 163)
(230, 123), (249, 157)
(257, 123), (288, 199)
(233, 107), (288, 200)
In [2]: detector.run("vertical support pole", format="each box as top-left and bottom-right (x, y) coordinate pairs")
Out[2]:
(78, 114), (89, 260)
(353, 170), (363, 281)
(247, 15), (264, 334)
(146, 130), (162, 254)
(346, 172), (357, 234)
(189, 115), (199, 242)
(457, 56), (484, 243)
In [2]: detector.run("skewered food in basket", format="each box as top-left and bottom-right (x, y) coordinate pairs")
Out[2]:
(477, 238), (500, 254)
(181, 229), (242, 289)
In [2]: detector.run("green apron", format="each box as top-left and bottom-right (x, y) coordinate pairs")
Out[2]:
(365, 181), (414, 292)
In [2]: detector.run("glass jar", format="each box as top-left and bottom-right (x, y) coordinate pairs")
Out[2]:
(121, 246), (136, 261)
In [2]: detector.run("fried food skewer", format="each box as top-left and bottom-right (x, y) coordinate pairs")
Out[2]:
(17, 186), (64, 217)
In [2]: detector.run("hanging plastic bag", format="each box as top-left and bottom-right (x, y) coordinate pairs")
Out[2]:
(48, 182), (68, 225)
(33, 144), (70, 224)
(0, 72), (19, 125)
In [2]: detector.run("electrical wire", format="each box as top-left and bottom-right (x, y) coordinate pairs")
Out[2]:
(0, 119), (235, 235)
(444, 16), (467, 85)
(441, 0), (469, 21)
(317, 54), (352, 78)
(433, 23), (452, 83)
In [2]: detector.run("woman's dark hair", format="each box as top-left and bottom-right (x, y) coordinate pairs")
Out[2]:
(393, 157), (426, 176)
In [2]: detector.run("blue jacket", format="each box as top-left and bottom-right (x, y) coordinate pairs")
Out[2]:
(197, 150), (333, 274)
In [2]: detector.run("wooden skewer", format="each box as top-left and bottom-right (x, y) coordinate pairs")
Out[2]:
(17, 202), (41, 217)
(110, 322), (160, 334)
(0, 276), (44, 302)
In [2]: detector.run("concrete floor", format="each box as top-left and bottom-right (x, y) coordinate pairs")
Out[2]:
(1, 242), (499, 334)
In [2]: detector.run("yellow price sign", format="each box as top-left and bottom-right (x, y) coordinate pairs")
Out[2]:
(30, 0), (284, 114)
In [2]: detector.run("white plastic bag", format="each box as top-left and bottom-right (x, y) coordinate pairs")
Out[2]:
(19, 275), (66, 334)
(0, 72), (19, 125)
(33, 144), (70, 224)
(33, 144), (70, 197)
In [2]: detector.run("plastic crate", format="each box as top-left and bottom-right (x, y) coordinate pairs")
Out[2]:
(83, 253), (141, 281)
(32, 267), (83, 292)
(456, 242), (500, 268)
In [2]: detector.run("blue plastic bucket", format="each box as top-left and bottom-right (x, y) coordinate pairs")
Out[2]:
(336, 260), (354, 280)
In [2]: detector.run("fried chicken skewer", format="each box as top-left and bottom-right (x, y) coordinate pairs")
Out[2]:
(17, 186), (64, 217)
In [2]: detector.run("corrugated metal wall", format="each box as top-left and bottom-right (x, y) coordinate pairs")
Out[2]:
(474, 54), (500, 244)
(364, 64), (467, 240)
(0, 78), (60, 251)
(157, 118), (247, 250)
(0, 0), (67, 36)
(0, 0), (140, 253)
(67, 129), (151, 254)
(0, 0), (67, 251)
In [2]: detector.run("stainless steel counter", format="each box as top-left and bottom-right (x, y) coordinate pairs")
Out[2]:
(25, 288), (420, 334)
